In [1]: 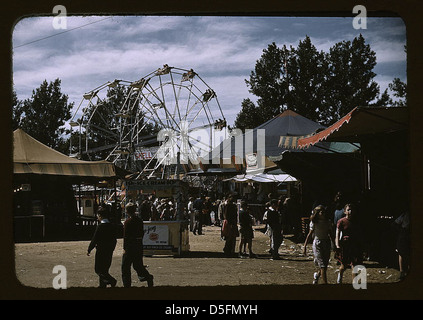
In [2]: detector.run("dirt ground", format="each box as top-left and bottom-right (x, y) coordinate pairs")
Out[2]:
(13, 224), (404, 298)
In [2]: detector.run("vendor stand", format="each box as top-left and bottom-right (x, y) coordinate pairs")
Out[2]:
(125, 179), (190, 256)
(143, 221), (189, 256)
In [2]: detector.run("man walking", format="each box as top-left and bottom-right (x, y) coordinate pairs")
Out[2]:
(121, 202), (154, 287)
(87, 206), (117, 288)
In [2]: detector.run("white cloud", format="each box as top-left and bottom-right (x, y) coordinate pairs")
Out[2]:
(372, 40), (407, 64)
(12, 15), (407, 128)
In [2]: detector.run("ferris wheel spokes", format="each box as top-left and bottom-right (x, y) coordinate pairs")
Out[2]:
(71, 65), (227, 176)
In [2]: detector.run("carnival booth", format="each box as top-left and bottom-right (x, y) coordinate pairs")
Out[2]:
(124, 179), (190, 256)
(13, 129), (119, 241)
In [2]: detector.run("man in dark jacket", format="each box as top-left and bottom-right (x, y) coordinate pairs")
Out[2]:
(87, 206), (117, 287)
(121, 202), (154, 287)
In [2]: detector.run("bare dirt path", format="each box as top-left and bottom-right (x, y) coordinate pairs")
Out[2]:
(14, 224), (401, 293)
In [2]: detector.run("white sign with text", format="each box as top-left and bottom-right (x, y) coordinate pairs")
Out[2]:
(143, 224), (169, 246)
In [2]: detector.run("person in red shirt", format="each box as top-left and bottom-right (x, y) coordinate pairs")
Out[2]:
(335, 203), (363, 284)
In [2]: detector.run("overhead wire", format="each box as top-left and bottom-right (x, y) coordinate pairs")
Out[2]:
(13, 16), (113, 49)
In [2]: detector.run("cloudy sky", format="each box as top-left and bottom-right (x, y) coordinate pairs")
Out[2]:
(12, 15), (407, 126)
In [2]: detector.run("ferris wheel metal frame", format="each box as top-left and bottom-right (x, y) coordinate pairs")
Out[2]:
(69, 65), (228, 179)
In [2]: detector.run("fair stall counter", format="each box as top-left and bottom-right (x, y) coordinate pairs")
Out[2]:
(143, 220), (190, 256)
(125, 179), (190, 256)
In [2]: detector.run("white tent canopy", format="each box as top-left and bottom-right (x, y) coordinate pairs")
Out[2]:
(228, 173), (297, 183)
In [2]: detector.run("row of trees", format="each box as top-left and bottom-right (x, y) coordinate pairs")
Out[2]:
(234, 34), (407, 130)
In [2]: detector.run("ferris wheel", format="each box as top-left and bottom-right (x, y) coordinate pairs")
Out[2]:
(69, 65), (228, 178)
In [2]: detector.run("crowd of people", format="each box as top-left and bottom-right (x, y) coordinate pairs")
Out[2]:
(183, 193), (298, 259)
(87, 190), (409, 286)
(184, 190), (410, 284)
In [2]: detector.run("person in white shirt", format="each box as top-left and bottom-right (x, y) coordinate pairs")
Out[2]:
(303, 205), (335, 284)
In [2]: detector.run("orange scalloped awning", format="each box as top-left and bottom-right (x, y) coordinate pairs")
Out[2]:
(298, 107), (408, 149)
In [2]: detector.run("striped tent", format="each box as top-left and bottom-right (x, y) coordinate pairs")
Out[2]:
(13, 129), (116, 177)
(278, 134), (312, 149)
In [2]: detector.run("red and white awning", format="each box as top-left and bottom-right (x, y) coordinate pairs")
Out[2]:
(298, 107), (408, 149)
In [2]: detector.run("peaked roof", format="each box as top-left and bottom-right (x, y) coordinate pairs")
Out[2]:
(256, 109), (326, 156)
(257, 109), (325, 136)
(13, 129), (116, 177)
(211, 109), (327, 160)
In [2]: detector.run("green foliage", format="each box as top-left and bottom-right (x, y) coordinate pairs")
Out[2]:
(235, 34), (398, 130)
(286, 36), (329, 123)
(12, 89), (23, 130)
(234, 98), (263, 131)
(327, 34), (379, 122)
(245, 42), (287, 122)
(14, 79), (73, 152)
(388, 78), (407, 107)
